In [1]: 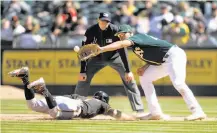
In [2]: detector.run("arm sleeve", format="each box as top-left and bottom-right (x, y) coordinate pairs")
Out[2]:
(113, 25), (131, 73)
(80, 40), (87, 73)
(80, 61), (87, 73)
(101, 102), (112, 115)
(117, 48), (131, 73)
(80, 29), (93, 73)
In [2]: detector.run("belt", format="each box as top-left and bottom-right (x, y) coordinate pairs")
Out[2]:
(163, 53), (169, 59)
(163, 45), (177, 62)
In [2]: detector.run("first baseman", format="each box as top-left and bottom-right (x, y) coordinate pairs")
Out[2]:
(94, 24), (206, 121)
(8, 67), (136, 120)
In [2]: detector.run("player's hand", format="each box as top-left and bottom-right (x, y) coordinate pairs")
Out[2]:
(125, 72), (134, 83)
(78, 73), (87, 81)
(137, 67), (145, 76)
(137, 64), (150, 76)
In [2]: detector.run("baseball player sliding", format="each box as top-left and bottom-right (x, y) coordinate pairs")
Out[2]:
(8, 67), (135, 120)
(85, 24), (206, 121)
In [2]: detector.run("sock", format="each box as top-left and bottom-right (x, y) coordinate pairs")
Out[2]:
(42, 87), (57, 109)
(22, 76), (35, 100)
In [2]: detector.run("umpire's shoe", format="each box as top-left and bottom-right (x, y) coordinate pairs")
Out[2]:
(27, 77), (47, 95)
(8, 67), (29, 78)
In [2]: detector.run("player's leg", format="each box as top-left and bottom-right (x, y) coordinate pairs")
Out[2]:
(8, 67), (49, 113)
(166, 46), (206, 120)
(139, 65), (169, 120)
(108, 56), (144, 113)
(74, 59), (106, 96)
(29, 78), (82, 119)
(28, 78), (62, 118)
(8, 67), (34, 100)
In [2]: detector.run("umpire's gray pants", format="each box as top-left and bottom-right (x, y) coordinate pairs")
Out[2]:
(74, 56), (144, 111)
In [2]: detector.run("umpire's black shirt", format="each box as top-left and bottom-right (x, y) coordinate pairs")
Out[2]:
(80, 23), (130, 73)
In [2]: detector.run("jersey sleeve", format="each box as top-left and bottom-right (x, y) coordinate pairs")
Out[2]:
(127, 34), (148, 47)
(83, 28), (94, 45)
(101, 102), (111, 115)
(117, 48), (131, 73)
(128, 36), (137, 45)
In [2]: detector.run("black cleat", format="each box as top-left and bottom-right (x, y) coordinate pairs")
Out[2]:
(8, 67), (29, 78)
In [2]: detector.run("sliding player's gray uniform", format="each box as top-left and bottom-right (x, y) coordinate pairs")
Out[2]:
(27, 94), (110, 119)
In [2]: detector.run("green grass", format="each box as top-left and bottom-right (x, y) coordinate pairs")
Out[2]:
(2, 121), (217, 133)
(1, 97), (217, 133)
(1, 97), (216, 116)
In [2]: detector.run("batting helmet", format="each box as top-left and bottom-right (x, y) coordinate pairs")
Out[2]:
(93, 91), (109, 103)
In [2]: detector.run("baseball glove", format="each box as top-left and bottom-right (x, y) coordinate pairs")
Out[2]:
(77, 44), (101, 61)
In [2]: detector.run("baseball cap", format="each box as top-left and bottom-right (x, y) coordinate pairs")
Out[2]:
(99, 12), (111, 22)
(115, 24), (133, 36)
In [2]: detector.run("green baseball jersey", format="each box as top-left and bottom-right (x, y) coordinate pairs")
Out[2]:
(128, 34), (174, 65)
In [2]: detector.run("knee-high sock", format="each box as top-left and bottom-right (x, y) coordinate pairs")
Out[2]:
(22, 76), (35, 100)
(42, 87), (57, 109)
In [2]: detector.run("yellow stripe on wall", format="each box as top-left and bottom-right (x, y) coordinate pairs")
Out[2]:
(2, 50), (217, 85)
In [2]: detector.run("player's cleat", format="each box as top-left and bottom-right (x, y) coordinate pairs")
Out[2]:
(184, 112), (206, 121)
(8, 67), (29, 78)
(140, 113), (170, 120)
(27, 77), (46, 94)
(160, 114), (171, 121)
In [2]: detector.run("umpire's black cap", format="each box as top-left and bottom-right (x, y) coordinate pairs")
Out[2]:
(99, 12), (111, 22)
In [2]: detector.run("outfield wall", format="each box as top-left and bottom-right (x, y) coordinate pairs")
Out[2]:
(1, 49), (217, 96)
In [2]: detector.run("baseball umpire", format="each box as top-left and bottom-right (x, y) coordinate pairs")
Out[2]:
(74, 12), (144, 114)
(8, 67), (136, 120)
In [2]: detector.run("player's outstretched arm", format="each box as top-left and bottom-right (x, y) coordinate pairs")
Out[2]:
(101, 40), (133, 53)
(106, 108), (136, 121)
